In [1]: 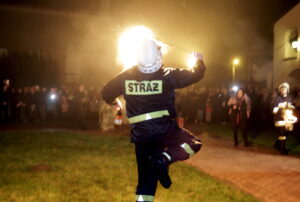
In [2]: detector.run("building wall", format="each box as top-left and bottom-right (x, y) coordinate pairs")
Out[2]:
(273, 3), (300, 88)
(0, 2), (116, 85)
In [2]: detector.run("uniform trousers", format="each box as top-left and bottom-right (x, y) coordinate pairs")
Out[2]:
(134, 128), (202, 201)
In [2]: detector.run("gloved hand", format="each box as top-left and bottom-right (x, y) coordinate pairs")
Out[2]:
(193, 52), (204, 61)
(112, 98), (122, 111)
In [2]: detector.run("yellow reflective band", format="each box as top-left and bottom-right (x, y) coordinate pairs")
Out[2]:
(136, 195), (154, 202)
(181, 143), (195, 157)
(279, 136), (286, 140)
(275, 121), (285, 127)
(128, 110), (169, 124)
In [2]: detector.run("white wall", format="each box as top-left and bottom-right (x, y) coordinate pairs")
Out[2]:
(273, 3), (300, 88)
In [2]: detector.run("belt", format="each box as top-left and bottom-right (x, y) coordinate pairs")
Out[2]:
(278, 136), (286, 140)
(128, 110), (170, 124)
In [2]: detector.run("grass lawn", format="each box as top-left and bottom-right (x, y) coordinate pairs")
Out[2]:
(0, 129), (259, 202)
(192, 123), (300, 155)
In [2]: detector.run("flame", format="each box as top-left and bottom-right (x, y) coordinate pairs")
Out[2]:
(187, 53), (197, 69)
(117, 25), (169, 71)
(117, 26), (154, 70)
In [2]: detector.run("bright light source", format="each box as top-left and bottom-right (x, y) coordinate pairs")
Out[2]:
(118, 26), (154, 70)
(156, 40), (169, 56)
(232, 85), (239, 92)
(50, 94), (56, 101)
(292, 41), (300, 51)
(233, 58), (240, 65)
(187, 53), (197, 69)
(292, 41), (298, 48)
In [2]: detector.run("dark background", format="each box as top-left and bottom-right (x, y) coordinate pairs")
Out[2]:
(0, 0), (299, 87)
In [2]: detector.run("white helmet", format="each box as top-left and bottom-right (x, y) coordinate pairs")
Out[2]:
(279, 82), (290, 97)
(279, 82), (290, 92)
(137, 39), (162, 74)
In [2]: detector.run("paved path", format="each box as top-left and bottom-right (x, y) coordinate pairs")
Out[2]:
(186, 133), (300, 202)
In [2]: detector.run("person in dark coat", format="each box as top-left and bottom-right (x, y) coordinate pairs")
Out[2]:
(228, 88), (251, 147)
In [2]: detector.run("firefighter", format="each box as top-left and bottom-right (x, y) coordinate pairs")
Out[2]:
(102, 38), (206, 201)
(273, 82), (297, 155)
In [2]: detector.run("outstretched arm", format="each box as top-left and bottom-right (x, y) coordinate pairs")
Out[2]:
(168, 52), (206, 89)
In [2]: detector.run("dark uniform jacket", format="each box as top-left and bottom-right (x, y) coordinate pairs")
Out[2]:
(102, 60), (206, 143)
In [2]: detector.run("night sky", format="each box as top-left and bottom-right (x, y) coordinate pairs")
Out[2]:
(1, 0), (298, 39)
(0, 0), (299, 85)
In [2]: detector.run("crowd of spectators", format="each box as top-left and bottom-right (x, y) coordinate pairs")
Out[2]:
(175, 85), (300, 132)
(1, 79), (300, 132)
(0, 79), (101, 129)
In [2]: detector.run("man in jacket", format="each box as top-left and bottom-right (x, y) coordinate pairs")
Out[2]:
(102, 38), (206, 202)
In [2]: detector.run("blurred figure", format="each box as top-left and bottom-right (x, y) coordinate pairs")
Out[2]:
(87, 87), (98, 121)
(28, 86), (39, 122)
(293, 91), (300, 107)
(228, 88), (251, 147)
(0, 79), (11, 123)
(260, 88), (272, 127)
(60, 95), (70, 121)
(3, 79), (10, 87)
(220, 87), (230, 124)
(46, 88), (58, 122)
(66, 86), (76, 122)
(248, 87), (260, 133)
(273, 83), (297, 155)
(15, 88), (26, 123)
(22, 86), (30, 122)
(187, 85), (197, 124)
(205, 97), (212, 122)
(10, 88), (18, 123)
(74, 85), (89, 129)
(205, 89), (213, 122)
(212, 87), (222, 123)
(37, 87), (47, 122)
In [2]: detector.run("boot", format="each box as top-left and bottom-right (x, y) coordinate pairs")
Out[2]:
(280, 140), (289, 155)
(149, 155), (172, 189)
(273, 140), (281, 151)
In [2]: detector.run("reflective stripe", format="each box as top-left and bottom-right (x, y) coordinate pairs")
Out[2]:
(128, 110), (169, 124)
(275, 121), (285, 127)
(162, 152), (172, 161)
(136, 195), (154, 202)
(181, 143), (195, 157)
(279, 136), (286, 140)
(273, 107), (279, 114)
